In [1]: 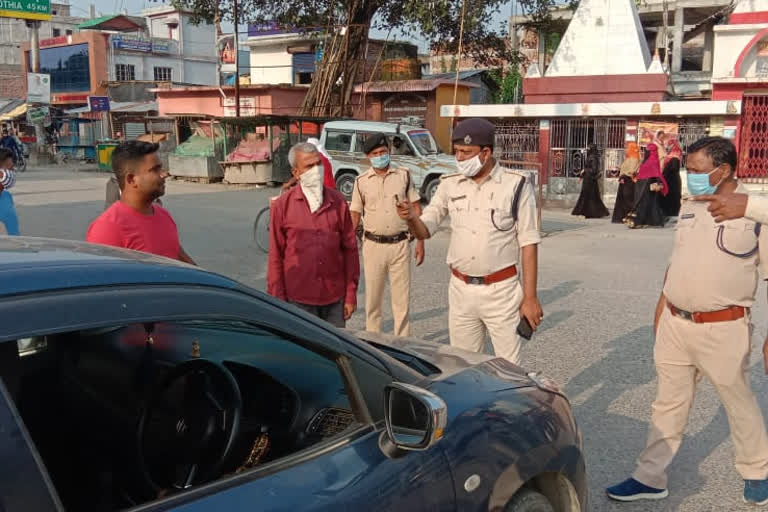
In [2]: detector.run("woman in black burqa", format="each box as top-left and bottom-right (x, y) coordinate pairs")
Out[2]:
(572, 144), (609, 219)
(624, 143), (668, 228)
(658, 138), (683, 217)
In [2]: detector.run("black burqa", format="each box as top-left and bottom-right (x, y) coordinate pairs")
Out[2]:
(572, 145), (610, 219)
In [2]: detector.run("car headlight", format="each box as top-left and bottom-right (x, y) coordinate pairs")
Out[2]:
(527, 371), (562, 394)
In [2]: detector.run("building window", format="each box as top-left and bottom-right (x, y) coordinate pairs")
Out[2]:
(28, 43), (90, 92)
(115, 64), (136, 81)
(153, 66), (172, 81)
(52, 28), (60, 37)
(66, 30), (73, 36)
(294, 72), (313, 85)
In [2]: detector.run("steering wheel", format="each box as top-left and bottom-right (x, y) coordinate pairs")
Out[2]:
(137, 359), (242, 493)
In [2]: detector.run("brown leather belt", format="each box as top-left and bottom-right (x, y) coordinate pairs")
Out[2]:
(451, 265), (517, 285)
(667, 302), (747, 324)
(364, 231), (409, 244)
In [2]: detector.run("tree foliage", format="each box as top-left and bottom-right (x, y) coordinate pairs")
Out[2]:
(172, 0), (564, 116)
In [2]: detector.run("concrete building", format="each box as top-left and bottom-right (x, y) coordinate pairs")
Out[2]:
(0, 2), (86, 98)
(245, 24), (420, 86)
(21, 31), (111, 106)
(447, 0), (741, 207)
(712, 0), (768, 181)
(94, 8), (217, 86)
(511, 0), (733, 100)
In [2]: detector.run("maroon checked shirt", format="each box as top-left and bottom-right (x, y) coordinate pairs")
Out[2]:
(267, 186), (360, 306)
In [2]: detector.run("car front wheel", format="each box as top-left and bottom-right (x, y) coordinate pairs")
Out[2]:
(423, 177), (440, 203)
(336, 172), (357, 201)
(505, 489), (554, 512)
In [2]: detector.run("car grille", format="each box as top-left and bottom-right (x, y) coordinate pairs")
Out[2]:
(307, 407), (355, 437)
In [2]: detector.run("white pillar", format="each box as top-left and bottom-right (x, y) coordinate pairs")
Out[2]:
(672, 6), (684, 73)
(702, 28), (714, 72)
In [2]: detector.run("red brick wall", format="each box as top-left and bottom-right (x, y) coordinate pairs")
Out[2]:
(0, 67), (24, 99)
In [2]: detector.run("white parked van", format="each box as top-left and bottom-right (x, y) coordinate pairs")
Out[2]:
(319, 120), (457, 202)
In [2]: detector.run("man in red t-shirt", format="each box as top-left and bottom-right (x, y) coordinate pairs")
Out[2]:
(86, 141), (196, 264)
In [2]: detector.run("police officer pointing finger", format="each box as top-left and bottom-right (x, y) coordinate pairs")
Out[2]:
(398, 118), (542, 365)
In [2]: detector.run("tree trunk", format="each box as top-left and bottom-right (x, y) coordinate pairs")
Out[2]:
(301, 4), (372, 117)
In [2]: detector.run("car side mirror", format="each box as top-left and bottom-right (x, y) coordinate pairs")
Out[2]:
(383, 382), (447, 451)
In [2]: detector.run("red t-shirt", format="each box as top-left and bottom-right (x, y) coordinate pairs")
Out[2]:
(86, 201), (181, 260)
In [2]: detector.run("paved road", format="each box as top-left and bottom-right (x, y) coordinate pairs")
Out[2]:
(12, 166), (768, 511)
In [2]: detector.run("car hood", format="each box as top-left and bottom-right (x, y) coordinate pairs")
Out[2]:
(348, 330), (533, 389)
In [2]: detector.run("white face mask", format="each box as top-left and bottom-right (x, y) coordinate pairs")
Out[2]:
(299, 165), (324, 213)
(456, 154), (485, 177)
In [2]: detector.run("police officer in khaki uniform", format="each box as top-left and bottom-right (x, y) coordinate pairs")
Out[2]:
(608, 137), (768, 504)
(397, 118), (543, 365)
(350, 133), (424, 336)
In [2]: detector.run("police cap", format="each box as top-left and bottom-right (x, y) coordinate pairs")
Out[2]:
(362, 133), (389, 155)
(452, 118), (495, 147)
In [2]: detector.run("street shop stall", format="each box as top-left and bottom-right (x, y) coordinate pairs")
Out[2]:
(168, 116), (225, 182)
(219, 115), (329, 185)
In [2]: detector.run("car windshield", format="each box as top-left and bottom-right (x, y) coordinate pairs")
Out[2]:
(408, 130), (441, 155)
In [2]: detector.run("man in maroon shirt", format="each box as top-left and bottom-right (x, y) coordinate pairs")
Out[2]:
(267, 142), (360, 327)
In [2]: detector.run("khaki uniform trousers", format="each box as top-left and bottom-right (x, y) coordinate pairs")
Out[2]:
(362, 238), (411, 336)
(448, 274), (523, 365)
(633, 307), (768, 489)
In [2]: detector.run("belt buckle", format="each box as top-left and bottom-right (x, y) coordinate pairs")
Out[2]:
(466, 276), (485, 285)
(676, 308), (693, 321)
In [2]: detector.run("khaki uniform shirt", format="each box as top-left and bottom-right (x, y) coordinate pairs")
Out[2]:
(350, 166), (420, 236)
(420, 162), (541, 276)
(664, 183), (768, 312)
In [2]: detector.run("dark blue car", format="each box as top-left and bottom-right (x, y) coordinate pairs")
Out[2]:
(0, 238), (587, 512)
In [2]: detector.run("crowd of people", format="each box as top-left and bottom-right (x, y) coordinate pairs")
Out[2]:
(5, 119), (768, 505)
(572, 131), (685, 228)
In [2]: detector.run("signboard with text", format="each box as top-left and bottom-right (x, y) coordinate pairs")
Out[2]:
(88, 96), (110, 112)
(27, 105), (49, 125)
(223, 97), (256, 116)
(0, 0), (51, 21)
(112, 36), (171, 53)
(26, 73), (50, 104)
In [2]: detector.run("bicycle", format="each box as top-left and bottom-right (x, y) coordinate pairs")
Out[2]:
(253, 203), (271, 254)
(13, 153), (26, 173)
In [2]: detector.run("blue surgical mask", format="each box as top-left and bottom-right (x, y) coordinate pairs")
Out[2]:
(370, 154), (390, 169)
(686, 167), (722, 196)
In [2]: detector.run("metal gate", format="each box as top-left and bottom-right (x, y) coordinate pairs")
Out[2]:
(677, 118), (709, 154)
(494, 120), (539, 162)
(547, 118), (625, 203)
(549, 119), (625, 177)
(739, 95), (768, 182)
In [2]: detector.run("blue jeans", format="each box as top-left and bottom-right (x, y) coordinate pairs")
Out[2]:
(0, 191), (20, 235)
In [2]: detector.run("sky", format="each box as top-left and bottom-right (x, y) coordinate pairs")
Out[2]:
(67, 0), (515, 53)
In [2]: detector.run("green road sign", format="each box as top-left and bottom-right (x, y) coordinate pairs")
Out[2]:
(0, 0), (52, 21)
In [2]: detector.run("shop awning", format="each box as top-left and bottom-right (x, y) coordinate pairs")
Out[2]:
(77, 15), (146, 32)
(0, 103), (28, 121)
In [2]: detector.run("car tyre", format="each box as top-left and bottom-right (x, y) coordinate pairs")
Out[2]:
(505, 489), (555, 512)
(335, 172), (357, 201)
(423, 177), (440, 203)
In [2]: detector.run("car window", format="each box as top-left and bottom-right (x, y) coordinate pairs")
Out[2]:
(0, 319), (366, 511)
(391, 135), (415, 156)
(325, 131), (354, 152)
(408, 130), (441, 155)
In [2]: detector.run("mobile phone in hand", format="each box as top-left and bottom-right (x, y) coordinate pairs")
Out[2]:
(517, 316), (534, 340)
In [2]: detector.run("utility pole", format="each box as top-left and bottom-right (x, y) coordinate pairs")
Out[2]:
(233, 0), (241, 118)
(26, 20), (45, 158)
